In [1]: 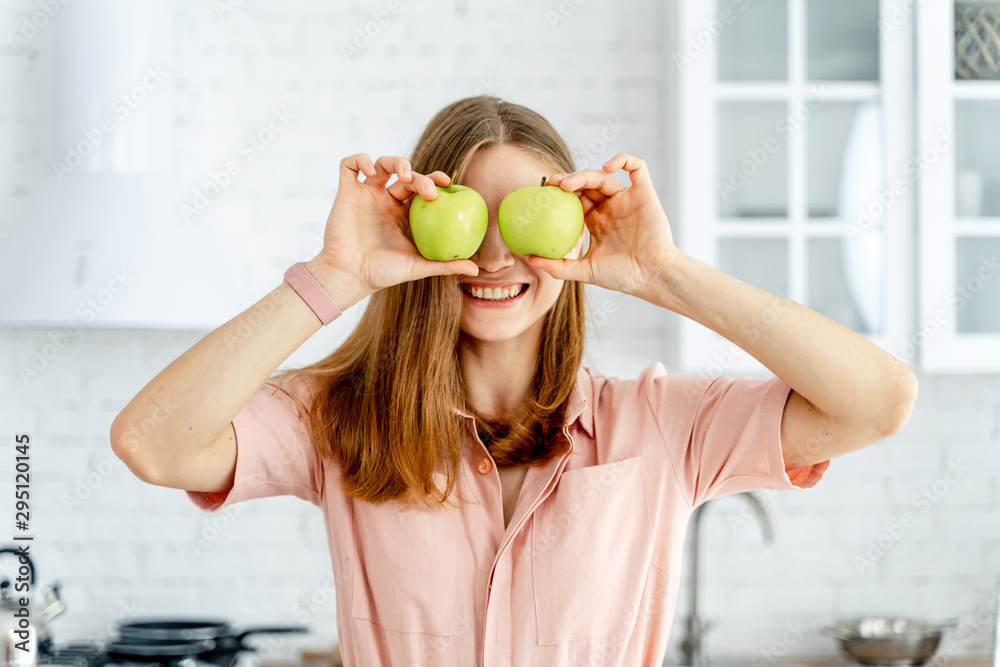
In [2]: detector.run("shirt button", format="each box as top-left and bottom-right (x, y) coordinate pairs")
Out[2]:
(477, 457), (492, 474)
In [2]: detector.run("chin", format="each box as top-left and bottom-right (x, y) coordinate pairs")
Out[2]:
(459, 321), (527, 343)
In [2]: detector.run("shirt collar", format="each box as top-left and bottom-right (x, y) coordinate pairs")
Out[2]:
(452, 365), (594, 439)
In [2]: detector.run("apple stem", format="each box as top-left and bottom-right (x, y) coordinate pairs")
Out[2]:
(450, 169), (457, 193)
(540, 176), (547, 187)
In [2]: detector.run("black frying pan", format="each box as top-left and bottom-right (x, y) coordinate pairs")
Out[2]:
(114, 619), (308, 666)
(105, 636), (218, 663)
(118, 618), (308, 645)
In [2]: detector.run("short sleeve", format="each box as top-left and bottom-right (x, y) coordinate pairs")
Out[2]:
(638, 362), (830, 508)
(185, 378), (324, 512)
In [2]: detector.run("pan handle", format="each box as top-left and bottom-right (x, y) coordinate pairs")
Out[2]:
(234, 626), (309, 642)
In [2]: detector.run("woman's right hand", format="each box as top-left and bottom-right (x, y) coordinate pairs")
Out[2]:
(313, 153), (481, 297)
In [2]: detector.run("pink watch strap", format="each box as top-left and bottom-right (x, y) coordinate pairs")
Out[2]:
(283, 261), (343, 325)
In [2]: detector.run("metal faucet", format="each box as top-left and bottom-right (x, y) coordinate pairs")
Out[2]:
(677, 492), (775, 667)
(992, 577), (1000, 667)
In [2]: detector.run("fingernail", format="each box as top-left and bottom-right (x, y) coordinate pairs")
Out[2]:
(402, 168), (411, 177)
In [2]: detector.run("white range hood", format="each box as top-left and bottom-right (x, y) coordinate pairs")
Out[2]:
(0, 0), (238, 330)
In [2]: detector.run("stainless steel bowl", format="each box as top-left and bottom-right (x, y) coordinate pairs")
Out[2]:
(818, 618), (957, 666)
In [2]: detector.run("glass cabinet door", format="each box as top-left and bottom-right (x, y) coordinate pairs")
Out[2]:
(806, 0), (880, 81)
(717, 101), (790, 220)
(677, 0), (911, 374)
(918, 0), (1000, 371)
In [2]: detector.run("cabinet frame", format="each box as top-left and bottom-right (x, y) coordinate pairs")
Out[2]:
(673, 0), (915, 375)
(917, 0), (1000, 372)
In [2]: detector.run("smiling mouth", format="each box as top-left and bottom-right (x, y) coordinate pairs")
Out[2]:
(460, 283), (529, 301)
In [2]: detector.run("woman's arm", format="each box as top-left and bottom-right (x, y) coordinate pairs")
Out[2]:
(639, 250), (918, 469)
(110, 257), (369, 491)
(533, 153), (918, 469)
(111, 154), (473, 492)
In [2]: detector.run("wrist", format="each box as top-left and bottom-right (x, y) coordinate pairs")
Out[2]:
(639, 247), (689, 312)
(303, 256), (372, 312)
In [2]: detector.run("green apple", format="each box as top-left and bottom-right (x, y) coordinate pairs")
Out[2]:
(408, 183), (489, 261)
(497, 177), (584, 259)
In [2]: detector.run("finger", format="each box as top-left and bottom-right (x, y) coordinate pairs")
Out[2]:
(386, 171), (448, 203)
(412, 257), (480, 280)
(552, 169), (628, 198)
(385, 180), (412, 203)
(339, 153), (375, 186)
(580, 190), (608, 205)
(369, 155), (411, 187)
(527, 254), (592, 283)
(368, 155), (412, 188)
(429, 170), (453, 186)
(603, 153), (653, 188)
(580, 193), (599, 217)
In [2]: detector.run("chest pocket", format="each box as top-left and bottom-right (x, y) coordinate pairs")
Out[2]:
(531, 454), (652, 645)
(350, 496), (459, 636)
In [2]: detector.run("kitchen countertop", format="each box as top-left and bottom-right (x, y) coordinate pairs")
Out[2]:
(261, 645), (342, 667)
(783, 658), (992, 667)
(656, 658), (992, 667)
(261, 648), (994, 667)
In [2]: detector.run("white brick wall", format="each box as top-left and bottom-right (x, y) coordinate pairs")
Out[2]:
(2, 1), (998, 664)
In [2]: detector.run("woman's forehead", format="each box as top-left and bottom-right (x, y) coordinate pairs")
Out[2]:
(463, 146), (554, 197)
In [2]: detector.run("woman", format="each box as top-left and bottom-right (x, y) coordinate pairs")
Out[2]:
(111, 95), (918, 666)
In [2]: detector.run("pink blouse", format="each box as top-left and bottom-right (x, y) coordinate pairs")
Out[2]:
(186, 361), (829, 666)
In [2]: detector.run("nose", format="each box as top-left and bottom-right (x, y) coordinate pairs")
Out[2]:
(470, 218), (515, 273)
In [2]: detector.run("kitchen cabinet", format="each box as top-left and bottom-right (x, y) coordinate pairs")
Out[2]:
(672, 0), (916, 374)
(917, 0), (1000, 371)
(781, 657), (992, 667)
(0, 2), (317, 331)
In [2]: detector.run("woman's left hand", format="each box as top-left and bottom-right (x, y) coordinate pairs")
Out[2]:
(528, 153), (680, 298)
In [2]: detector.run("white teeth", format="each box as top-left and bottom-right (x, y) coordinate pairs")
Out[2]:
(463, 284), (523, 300)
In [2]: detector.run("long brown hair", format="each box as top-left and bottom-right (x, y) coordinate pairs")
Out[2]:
(274, 95), (587, 510)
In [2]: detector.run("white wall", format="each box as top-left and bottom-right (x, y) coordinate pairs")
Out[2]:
(1, 0), (997, 663)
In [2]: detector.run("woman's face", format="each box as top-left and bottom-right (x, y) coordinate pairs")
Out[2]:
(456, 144), (584, 344)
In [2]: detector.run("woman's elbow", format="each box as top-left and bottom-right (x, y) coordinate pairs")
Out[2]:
(878, 364), (919, 437)
(110, 419), (162, 486)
